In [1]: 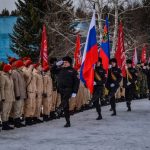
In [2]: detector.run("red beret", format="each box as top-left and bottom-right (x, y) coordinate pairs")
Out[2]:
(33, 63), (39, 69)
(24, 60), (32, 67)
(43, 65), (49, 72)
(22, 57), (31, 61)
(3, 64), (12, 72)
(15, 60), (24, 68)
(9, 57), (17, 64)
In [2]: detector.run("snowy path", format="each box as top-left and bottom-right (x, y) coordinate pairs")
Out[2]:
(0, 99), (150, 150)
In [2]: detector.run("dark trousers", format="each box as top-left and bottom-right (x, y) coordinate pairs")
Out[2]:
(108, 85), (118, 113)
(60, 89), (72, 123)
(110, 96), (116, 113)
(125, 84), (135, 108)
(92, 86), (103, 116)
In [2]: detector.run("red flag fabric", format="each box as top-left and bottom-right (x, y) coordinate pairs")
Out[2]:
(40, 24), (48, 70)
(74, 34), (81, 71)
(115, 21), (126, 77)
(132, 47), (138, 67)
(141, 45), (147, 63)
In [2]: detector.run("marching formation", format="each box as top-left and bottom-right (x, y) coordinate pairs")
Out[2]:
(0, 55), (149, 131)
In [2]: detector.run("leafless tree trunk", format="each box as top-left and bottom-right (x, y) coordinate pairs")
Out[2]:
(111, 0), (119, 57)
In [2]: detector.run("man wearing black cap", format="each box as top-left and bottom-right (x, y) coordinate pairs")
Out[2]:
(124, 59), (137, 111)
(91, 57), (106, 120)
(53, 56), (79, 127)
(106, 58), (122, 116)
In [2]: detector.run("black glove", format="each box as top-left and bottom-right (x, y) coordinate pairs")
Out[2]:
(16, 96), (20, 101)
(1, 99), (5, 102)
(42, 93), (47, 98)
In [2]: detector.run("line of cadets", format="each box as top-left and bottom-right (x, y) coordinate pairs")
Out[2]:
(0, 56), (150, 130)
(0, 57), (90, 130)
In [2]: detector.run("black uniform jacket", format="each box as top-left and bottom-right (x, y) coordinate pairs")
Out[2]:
(106, 66), (122, 89)
(94, 66), (106, 86)
(52, 65), (79, 94)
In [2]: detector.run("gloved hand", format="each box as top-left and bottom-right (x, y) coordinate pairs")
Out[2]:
(110, 83), (115, 87)
(94, 82), (96, 85)
(42, 93), (47, 98)
(1, 99), (5, 102)
(127, 82), (131, 86)
(36, 93), (38, 98)
(16, 96), (20, 101)
(56, 60), (63, 66)
(71, 93), (77, 98)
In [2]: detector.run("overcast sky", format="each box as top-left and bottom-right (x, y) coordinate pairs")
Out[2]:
(0, 0), (16, 11)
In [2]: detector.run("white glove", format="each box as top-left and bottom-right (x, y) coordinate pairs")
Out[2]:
(94, 82), (96, 85)
(127, 82), (131, 86)
(56, 60), (63, 66)
(110, 83), (115, 87)
(71, 93), (77, 98)
(143, 66), (146, 69)
(109, 65), (112, 69)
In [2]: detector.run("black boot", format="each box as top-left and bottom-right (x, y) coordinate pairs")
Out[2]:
(127, 102), (131, 111)
(25, 117), (33, 126)
(2, 121), (14, 130)
(148, 93), (150, 100)
(14, 118), (26, 128)
(8, 117), (14, 125)
(43, 115), (50, 121)
(33, 117), (43, 123)
(111, 109), (116, 116)
(127, 106), (131, 112)
(96, 114), (102, 120)
(0, 122), (2, 131)
(64, 121), (71, 128)
(50, 111), (57, 119)
(64, 117), (71, 128)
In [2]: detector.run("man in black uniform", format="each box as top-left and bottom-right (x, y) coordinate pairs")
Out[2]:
(124, 59), (137, 111)
(106, 58), (122, 116)
(53, 56), (79, 127)
(91, 57), (106, 120)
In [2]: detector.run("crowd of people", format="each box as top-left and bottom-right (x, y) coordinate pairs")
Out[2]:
(0, 55), (150, 131)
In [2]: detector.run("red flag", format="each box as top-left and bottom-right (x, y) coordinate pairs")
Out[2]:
(40, 24), (48, 69)
(74, 34), (81, 71)
(141, 45), (147, 63)
(132, 47), (138, 67)
(115, 21), (126, 77)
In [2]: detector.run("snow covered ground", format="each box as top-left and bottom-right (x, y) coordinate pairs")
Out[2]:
(0, 99), (150, 150)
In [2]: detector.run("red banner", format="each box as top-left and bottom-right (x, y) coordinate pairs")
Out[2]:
(74, 34), (81, 71)
(115, 21), (126, 77)
(40, 24), (48, 69)
(141, 45), (147, 63)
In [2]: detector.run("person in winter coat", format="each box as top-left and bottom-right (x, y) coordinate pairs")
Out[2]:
(11, 60), (27, 128)
(1, 64), (15, 130)
(52, 56), (80, 127)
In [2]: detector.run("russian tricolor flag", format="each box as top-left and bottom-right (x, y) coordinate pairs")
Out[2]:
(99, 17), (110, 72)
(80, 11), (98, 94)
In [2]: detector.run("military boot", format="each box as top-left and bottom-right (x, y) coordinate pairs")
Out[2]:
(96, 113), (103, 120)
(25, 117), (33, 126)
(111, 109), (116, 116)
(2, 121), (14, 130)
(33, 117), (43, 123)
(43, 115), (50, 122)
(64, 121), (71, 128)
(14, 118), (26, 128)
